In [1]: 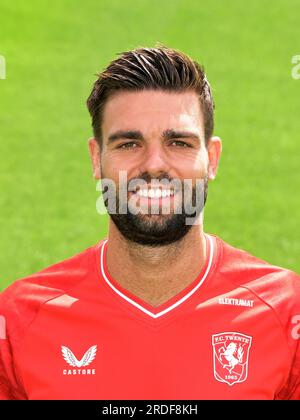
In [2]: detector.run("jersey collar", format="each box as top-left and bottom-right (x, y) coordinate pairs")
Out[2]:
(99, 234), (215, 319)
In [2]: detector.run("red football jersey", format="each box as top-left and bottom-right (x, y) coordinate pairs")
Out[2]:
(0, 234), (299, 400)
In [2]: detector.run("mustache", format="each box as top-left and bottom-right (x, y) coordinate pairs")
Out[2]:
(101, 172), (173, 194)
(127, 172), (173, 185)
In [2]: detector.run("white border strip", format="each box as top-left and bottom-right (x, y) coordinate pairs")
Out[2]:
(100, 235), (214, 319)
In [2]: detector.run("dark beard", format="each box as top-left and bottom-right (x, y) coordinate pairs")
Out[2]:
(103, 173), (208, 247)
(110, 210), (193, 247)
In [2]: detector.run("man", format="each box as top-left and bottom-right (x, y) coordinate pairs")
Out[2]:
(0, 46), (299, 400)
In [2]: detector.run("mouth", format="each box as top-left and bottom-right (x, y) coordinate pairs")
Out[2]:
(134, 187), (175, 199)
(128, 186), (177, 208)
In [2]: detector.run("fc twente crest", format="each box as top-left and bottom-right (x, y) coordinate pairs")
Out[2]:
(212, 332), (252, 386)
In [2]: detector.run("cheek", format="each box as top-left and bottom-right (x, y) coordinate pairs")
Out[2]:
(176, 150), (208, 179)
(100, 152), (126, 179)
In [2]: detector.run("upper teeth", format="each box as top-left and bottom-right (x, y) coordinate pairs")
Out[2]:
(136, 189), (174, 198)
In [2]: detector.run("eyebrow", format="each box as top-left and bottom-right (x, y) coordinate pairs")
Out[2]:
(107, 129), (201, 143)
(107, 130), (144, 143)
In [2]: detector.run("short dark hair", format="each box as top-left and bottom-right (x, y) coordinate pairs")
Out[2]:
(87, 45), (214, 146)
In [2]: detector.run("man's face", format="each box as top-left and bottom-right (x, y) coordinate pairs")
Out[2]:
(89, 90), (221, 246)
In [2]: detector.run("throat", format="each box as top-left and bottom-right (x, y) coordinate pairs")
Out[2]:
(118, 272), (197, 308)
(104, 230), (207, 308)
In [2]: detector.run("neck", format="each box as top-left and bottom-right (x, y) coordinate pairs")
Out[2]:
(105, 219), (207, 307)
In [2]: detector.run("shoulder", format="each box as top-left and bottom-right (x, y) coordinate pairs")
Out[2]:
(0, 240), (105, 333)
(214, 234), (300, 332)
(214, 234), (300, 288)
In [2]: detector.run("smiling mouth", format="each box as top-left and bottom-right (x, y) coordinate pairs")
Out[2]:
(128, 186), (176, 199)
(136, 188), (174, 198)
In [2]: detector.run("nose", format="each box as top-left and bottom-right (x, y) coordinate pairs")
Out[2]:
(139, 143), (170, 177)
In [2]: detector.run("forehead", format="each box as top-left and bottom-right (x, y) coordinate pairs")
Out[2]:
(102, 90), (204, 138)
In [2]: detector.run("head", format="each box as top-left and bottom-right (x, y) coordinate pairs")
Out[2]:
(87, 45), (221, 246)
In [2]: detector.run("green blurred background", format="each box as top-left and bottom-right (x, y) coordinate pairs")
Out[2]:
(0, 0), (299, 290)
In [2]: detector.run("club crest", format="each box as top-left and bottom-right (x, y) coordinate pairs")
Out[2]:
(212, 332), (252, 386)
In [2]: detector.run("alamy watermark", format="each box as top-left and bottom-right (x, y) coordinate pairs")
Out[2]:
(291, 314), (300, 340)
(96, 171), (206, 225)
(0, 55), (6, 79)
(291, 55), (300, 80)
(0, 315), (6, 339)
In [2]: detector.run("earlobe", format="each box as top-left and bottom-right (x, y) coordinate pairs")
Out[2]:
(88, 138), (102, 179)
(207, 136), (222, 180)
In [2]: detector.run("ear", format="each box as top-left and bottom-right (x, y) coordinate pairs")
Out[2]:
(207, 136), (222, 180)
(88, 138), (101, 179)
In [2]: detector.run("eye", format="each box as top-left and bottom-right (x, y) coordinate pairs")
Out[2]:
(118, 142), (139, 149)
(170, 140), (191, 148)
